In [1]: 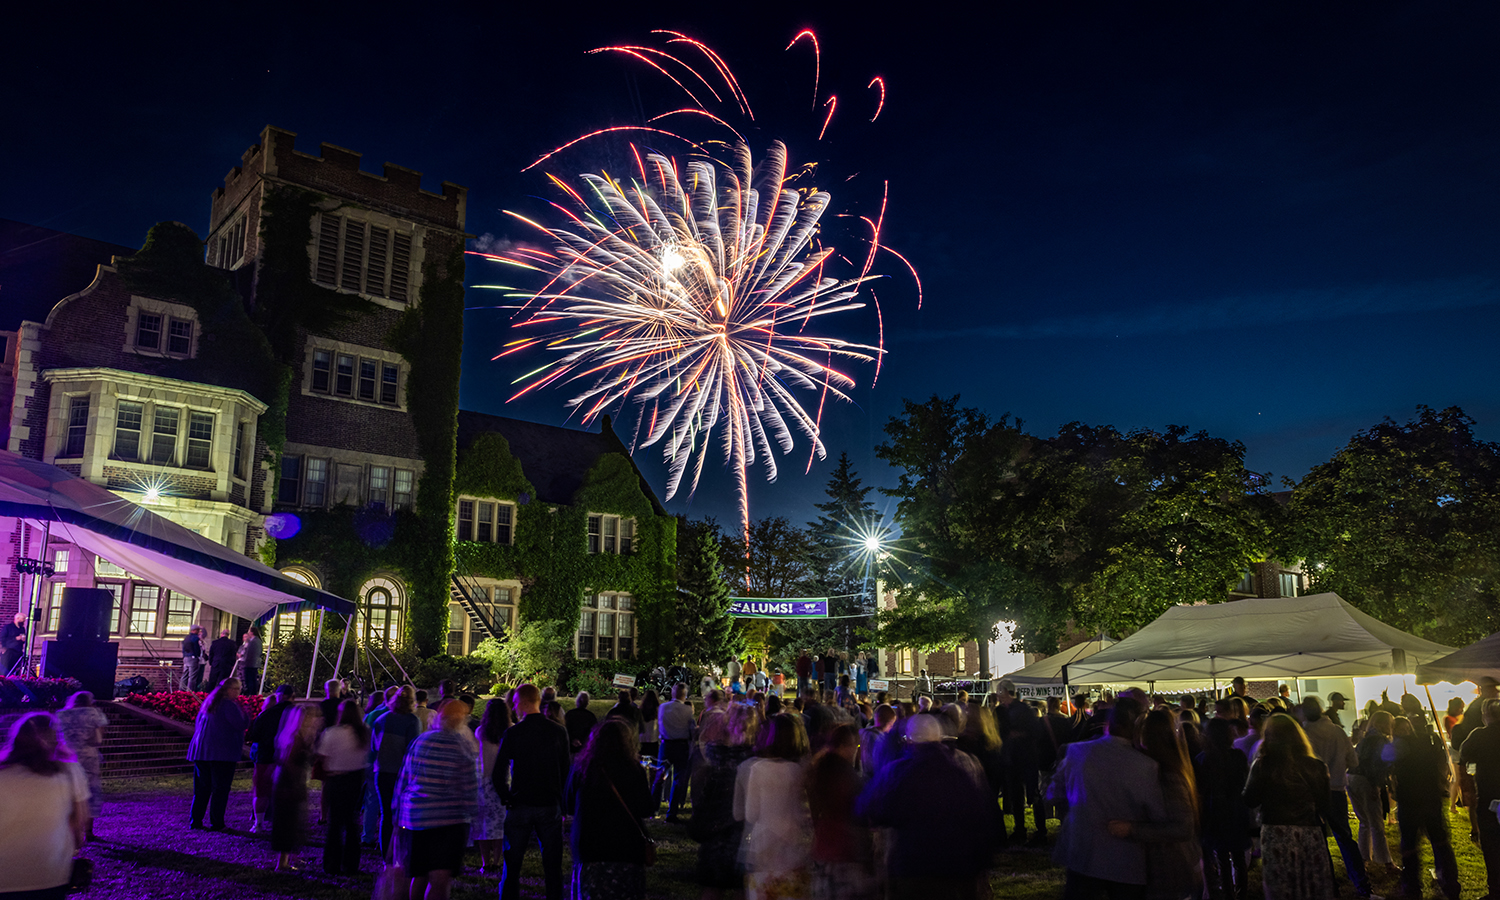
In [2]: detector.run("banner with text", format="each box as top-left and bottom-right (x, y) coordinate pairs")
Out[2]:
(728, 598), (828, 618)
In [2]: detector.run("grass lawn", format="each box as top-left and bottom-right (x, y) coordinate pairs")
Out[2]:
(83, 776), (1490, 900)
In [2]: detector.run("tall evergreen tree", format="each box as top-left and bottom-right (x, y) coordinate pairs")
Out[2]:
(675, 521), (741, 667)
(803, 453), (879, 650)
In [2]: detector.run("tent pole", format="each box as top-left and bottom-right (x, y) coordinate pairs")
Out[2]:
(305, 609), (326, 698)
(18, 519), (51, 678)
(332, 612), (353, 684)
(258, 623), (272, 694)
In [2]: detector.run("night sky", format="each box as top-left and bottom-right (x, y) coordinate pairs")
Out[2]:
(6, 4), (1498, 528)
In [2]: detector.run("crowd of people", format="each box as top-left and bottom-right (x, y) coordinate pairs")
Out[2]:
(3, 664), (1499, 900)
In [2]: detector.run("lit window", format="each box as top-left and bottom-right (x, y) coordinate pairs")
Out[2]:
(448, 603), (467, 656)
(150, 408), (179, 465)
(304, 458), (328, 506)
(579, 593), (634, 660)
(362, 577), (404, 646)
(588, 515), (634, 554)
(393, 469), (413, 510)
(369, 466), (390, 510)
(1279, 572), (1300, 598)
(577, 609), (596, 659)
(185, 412), (213, 470)
(52, 550), (69, 574)
(456, 498), (515, 544)
(100, 583), (123, 635)
(136, 314), (162, 351)
(114, 402), (143, 461)
(957, 645), (968, 675)
(165, 594), (195, 634)
(64, 397), (89, 457)
(46, 582), (65, 632)
(128, 585), (160, 635)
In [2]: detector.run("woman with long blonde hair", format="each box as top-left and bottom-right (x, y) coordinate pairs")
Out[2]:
(1108, 707), (1202, 900)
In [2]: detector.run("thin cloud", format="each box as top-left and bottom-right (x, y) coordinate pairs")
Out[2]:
(898, 278), (1499, 342)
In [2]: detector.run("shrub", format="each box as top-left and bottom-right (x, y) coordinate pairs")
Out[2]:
(125, 690), (265, 725)
(412, 654), (493, 693)
(472, 621), (571, 687)
(0, 676), (82, 709)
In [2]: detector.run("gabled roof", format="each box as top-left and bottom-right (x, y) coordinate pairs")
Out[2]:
(456, 410), (668, 515)
(1066, 593), (1455, 682)
(0, 218), (134, 331)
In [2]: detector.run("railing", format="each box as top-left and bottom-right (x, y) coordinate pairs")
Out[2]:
(450, 554), (505, 644)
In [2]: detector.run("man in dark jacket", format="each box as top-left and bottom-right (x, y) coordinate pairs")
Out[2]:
(997, 680), (1048, 845)
(564, 691), (598, 753)
(858, 714), (997, 899)
(497, 683), (570, 900)
(1, 612), (27, 676)
(206, 629), (238, 688)
(180, 626), (205, 691)
(245, 684), (294, 833)
(1460, 699), (1500, 899)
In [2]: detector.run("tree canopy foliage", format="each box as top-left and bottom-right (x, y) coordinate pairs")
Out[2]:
(875, 395), (1278, 657)
(1280, 405), (1500, 645)
(673, 521), (742, 667)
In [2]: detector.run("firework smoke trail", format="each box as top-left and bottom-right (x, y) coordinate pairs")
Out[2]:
(478, 32), (912, 548)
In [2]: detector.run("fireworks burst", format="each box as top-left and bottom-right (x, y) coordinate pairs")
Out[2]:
(477, 32), (909, 540)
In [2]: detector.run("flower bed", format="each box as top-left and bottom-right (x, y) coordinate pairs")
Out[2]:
(124, 691), (264, 725)
(0, 676), (83, 709)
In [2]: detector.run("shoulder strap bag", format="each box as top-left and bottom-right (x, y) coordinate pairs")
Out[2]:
(608, 778), (658, 866)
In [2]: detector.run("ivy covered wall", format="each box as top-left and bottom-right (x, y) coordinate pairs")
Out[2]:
(453, 434), (677, 661)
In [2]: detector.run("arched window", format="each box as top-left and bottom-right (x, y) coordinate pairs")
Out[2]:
(273, 567), (322, 642)
(360, 575), (405, 647)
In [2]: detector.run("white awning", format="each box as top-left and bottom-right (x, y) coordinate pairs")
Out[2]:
(1001, 636), (1115, 686)
(1416, 632), (1500, 686)
(0, 449), (353, 620)
(1066, 594), (1454, 683)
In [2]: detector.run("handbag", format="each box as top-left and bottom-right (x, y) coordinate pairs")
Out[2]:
(608, 779), (658, 866)
(68, 856), (93, 892)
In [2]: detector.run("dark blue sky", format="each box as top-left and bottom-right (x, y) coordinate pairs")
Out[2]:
(5, 3), (1497, 527)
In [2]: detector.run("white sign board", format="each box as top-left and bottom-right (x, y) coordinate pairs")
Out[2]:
(612, 674), (636, 688)
(868, 679), (890, 692)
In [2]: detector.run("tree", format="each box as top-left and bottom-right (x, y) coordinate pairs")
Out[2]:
(675, 522), (741, 667)
(721, 516), (822, 662)
(1281, 406), (1500, 645)
(874, 396), (1025, 673)
(801, 453), (879, 652)
(877, 396), (1279, 660)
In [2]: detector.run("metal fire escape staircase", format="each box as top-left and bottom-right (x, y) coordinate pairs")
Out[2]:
(449, 556), (505, 645)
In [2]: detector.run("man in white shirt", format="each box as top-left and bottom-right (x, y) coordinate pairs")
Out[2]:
(1302, 696), (1373, 898)
(655, 683), (697, 822)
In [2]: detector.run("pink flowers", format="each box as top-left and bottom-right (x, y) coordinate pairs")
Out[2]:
(124, 690), (265, 724)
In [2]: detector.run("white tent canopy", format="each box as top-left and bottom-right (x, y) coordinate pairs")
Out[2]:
(1416, 632), (1500, 686)
(0, 449), (353, 621)
(1066, 593), (1454, 684)
(1002, 636), (1115, 686)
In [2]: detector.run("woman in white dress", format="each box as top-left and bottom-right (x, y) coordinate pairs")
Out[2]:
(470, 697), (511, 872)
(738, 712), (813, 900)
(0, 712), (89, 899)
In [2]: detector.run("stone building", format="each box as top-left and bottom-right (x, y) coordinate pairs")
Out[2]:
(1, 127), (675, 687)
